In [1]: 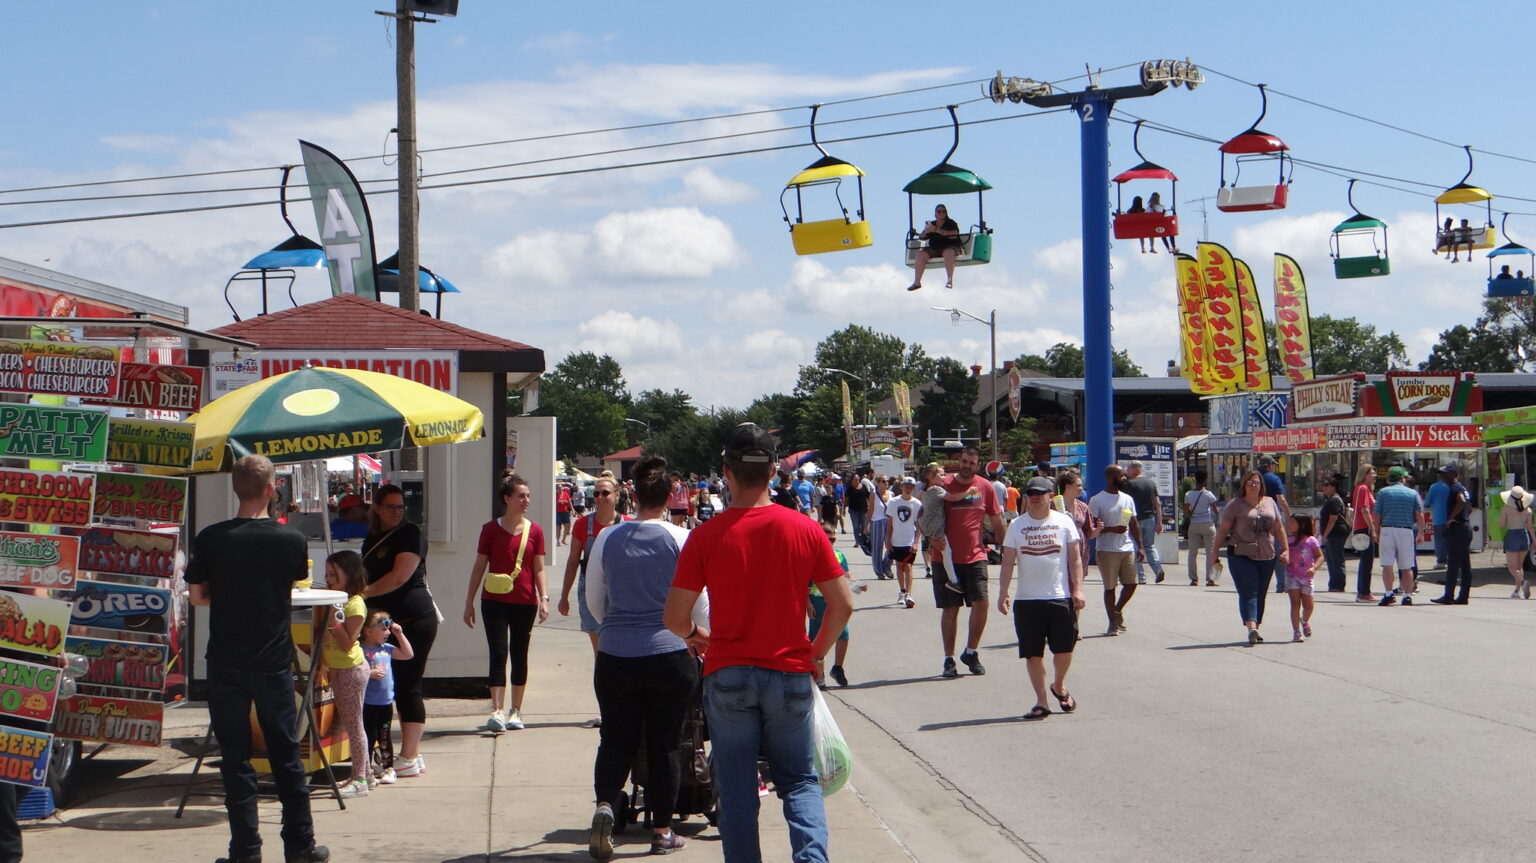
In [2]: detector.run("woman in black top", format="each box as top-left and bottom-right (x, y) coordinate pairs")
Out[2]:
(906, 204), (963, 291)
(1318, 475), (1351, 592)
(362, 483), (437, 778)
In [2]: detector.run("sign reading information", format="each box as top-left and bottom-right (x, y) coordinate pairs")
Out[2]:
(0, 340), (120, 399)
(0, 404), (108, 462)
(106, 418), (194, 470)
(0, 468), (93, 528)
(90, 473), (186, 524)
(0, 531), (79, 589)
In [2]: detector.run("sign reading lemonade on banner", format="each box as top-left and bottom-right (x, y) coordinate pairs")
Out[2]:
(106, 417), (194, 470)
(0, 404), (108, 462)
(91, 473), (187, 524)
(0, 531), (78, 589)
(0, 340), (121, 399)
(0, 469), (93, 528)
(0, 591), (70, 658)
(0, 657), (62, 724)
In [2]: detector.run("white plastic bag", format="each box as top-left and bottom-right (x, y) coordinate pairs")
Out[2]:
(810, 685), (852, 796)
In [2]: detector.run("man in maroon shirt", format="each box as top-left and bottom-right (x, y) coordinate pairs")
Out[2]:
(937, 447), (1006, 679)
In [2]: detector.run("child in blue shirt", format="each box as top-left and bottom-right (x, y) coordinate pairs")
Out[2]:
(360, 609), (414, 784)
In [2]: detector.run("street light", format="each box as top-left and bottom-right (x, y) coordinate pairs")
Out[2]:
(623, 417), (649, 446)
(932, 306), (998, 464)
(819, 367), (866, 459)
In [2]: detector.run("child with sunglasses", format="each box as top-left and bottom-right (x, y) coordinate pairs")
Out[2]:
(360, 609), (414, 784)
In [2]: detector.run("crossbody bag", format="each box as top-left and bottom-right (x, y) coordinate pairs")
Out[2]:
(484, 519), (530, 595)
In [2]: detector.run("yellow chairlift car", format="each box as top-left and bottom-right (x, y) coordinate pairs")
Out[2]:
(780, 105), (873, 256)
(1435, 146), (1494, 259)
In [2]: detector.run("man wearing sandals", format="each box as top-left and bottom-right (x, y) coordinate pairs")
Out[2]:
(998, 477), (1085, 720)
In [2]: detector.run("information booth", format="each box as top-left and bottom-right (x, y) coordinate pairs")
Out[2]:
(1252, 373), (1485, 550)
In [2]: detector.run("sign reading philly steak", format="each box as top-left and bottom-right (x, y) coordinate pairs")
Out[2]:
(0, 404), (108, 461)
(70, 580), (170, 635)
(91, 473), (186, 524)
(0, 656), (62, 723)
(0, 531), (78, 589)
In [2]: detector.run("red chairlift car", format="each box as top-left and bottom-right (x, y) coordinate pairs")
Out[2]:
(1217, 84), (1292, 212)
(1112, 120), (1179, 249)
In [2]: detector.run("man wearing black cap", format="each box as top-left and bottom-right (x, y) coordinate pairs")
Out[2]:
(997, 476), (1085, 720)
(665, 423), (852, 862)
(1431, 463), (1474, 604)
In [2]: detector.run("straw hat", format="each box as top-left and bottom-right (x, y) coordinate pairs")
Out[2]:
(1501, 485), (1527, 505)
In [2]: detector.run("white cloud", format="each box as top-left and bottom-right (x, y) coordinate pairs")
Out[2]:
(590, 207), (743, 279)
(575, 310), (683, 360)
(677, 167), (755, 205)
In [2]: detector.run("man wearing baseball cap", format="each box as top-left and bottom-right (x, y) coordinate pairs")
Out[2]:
(665, 423), (852, 861)
(1373, 466), (1422, 606)
(997, 476), (1085, 720)
(330, 493), (370, 541)
(1431, 463), (1474, 604)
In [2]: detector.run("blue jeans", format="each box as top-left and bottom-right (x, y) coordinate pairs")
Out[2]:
(1323, 533), (1348, 592)
(868, 519), (891, 577)
(704, 665), (828, 863)
(1134, 517), (1163, 579)
(849, 508), (869, 555)
(1227, 554), (1275, 627)
(1432, 523), (1447, 567)
(206, 663), (314, 860)
(1353, 530), (1377, 596)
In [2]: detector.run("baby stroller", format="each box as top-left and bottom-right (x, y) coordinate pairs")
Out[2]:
(615, 667), (718, 832)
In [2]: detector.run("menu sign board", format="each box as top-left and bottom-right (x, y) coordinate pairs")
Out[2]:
(1381, 423), (1481, 449)
(0, 404), (109, 462)
(54, 695), (163, 747)
(67, 635), (166, 696)
(1324, 423), (1381, 450)
(0, 531), (79, 590)
(106, 418), (194, 470)
(0, 727), (53, 787)
(0, 340), (120, 399)
(0, 657), (62, 724)
(87, 362), (203, 412)
(76, 526), (178, 580)
(1386, 373), (1459, 415)
(91, 473), (186, 524)
(1290, 374), (1359, 421)
(0, 469), (93, 527)
(70, 581), (171, 635)
(1253, 426), (1326, 452)
(0, 591), (70, 658)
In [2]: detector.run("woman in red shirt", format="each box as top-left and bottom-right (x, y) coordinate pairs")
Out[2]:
(463, 473), (548, 732)
(1351, 464), (1378, 602)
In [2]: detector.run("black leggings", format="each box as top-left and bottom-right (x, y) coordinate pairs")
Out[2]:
(592, 649), (698, 829)
(391, 614), (437, 724)
(362, 702), (394, 768)
(482, 600), (537, 688)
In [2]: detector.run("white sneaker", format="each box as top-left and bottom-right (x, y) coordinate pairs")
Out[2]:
(484, 710), (506, 732)
(1513, 589), (1523, 599)
(505, 710), (525, 730)
(377, 767), (397, 785)
(393, 755), (423, 778)
(366, 775), (379, 789)
(904, 593), (916, 608)
(338, 779), (369, 798)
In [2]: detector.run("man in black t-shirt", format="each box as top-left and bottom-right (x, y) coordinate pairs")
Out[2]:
(1121, 461), (1166, 584)
(846, 469), (873, 555)
(187, 455), (329, 863)
(1319, 476), (1352, 592)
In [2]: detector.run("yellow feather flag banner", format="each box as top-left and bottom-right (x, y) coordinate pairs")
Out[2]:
(1273, 253), (1316, 383)
(1195, 242), (1243, 392)
(894, 381), (912, 425)
(841, 379), (853, 432)
(1174, 253), (1223, 394)
(1233, 257), (1273, 391)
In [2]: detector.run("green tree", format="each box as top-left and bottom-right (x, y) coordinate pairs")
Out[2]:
(988, 417), (1038, 466)
(794, 385), (848, 461)
(644, 409), (748, 477)
(629, 388), (697, 436)
(1014, 343), (1144, 377)
(1262, 314), (1409, 376)
(1420, 321), (1521, 372)
(913, 358), (980, 448)
(534, 351), (630, 460)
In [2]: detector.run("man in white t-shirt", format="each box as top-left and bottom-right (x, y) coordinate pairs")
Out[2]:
(884, 478), (923, 609)
(998, 476), (1084, 721)
(1086, 464), (1144, 636)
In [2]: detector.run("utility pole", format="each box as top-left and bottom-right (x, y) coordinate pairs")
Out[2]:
(395, 0), (420, 314)
(989, 60), (1201, 493)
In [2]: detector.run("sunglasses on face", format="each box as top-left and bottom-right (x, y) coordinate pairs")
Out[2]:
(594, 490), (613, 497)
(371, 619), (392, 629)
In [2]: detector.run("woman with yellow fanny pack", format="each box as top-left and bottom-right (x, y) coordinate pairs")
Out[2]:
(464, 473), (548, 732)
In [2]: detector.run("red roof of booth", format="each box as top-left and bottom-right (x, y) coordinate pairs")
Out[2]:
(210, 294), (544, 373)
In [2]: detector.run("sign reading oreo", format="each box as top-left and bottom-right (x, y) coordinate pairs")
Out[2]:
(70, 581), (170, 635)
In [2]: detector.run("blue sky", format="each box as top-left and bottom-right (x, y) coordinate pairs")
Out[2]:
(4, 2), (1535, 407)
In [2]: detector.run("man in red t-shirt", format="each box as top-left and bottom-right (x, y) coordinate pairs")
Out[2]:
(555, 482), (573, 546)
(665, 423), (852, 863)
(936, 446), (1005, 679)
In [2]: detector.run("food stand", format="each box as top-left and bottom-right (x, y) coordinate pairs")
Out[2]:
(1472, 404), (1536, 544)
(1252, 372), (1485, 550)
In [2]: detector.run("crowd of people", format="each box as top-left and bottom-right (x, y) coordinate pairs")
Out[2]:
(187, 442), (1521, 863)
